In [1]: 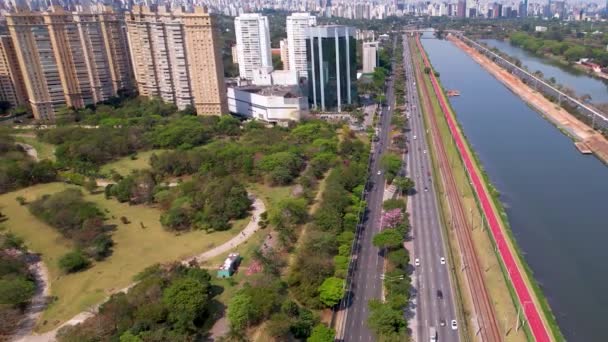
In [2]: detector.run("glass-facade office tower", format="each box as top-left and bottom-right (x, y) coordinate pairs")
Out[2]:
(306, 25), (357, 112)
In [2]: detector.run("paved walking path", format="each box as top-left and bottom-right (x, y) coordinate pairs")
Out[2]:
(16, 143), (38, 162)
(13, 195), (265, 342)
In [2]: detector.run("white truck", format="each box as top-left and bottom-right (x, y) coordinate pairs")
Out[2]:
(430, 327), (437, 342)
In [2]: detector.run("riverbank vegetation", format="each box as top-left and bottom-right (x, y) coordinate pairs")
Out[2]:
(509, 31), (608, 66)
(443, 18), (608, 68)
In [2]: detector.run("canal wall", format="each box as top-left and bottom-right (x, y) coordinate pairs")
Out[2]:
(448, 34), (608, 165)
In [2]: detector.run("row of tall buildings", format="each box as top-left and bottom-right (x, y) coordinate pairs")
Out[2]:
(0, 5), (363, 122)
(0, 4), (227, 121)
(231, 12), (357, 112)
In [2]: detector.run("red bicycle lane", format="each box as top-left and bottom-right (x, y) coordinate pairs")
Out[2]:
(415, 36), (552, 342)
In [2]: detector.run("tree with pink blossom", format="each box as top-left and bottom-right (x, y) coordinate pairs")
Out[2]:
(381, 208), (403, 229)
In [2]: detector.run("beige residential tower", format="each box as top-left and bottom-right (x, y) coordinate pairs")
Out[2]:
(126, 6), (227, 115)
(6, 5), (133, 121)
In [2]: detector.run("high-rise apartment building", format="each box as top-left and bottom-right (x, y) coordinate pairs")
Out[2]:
(6, 5), (133, 121)
(126, 6), (227, 115)
(457, 0), (467, 17)
(183, 7), (228, 115)
(234, 13), (272, 81)
(280, 38), (289, 70)
(307, 25), (357, 112)
(362, 41), (379, 73)
(97, 8), (134, 95)
(0, 35), (27, 109)
(286, 12), (316, 80)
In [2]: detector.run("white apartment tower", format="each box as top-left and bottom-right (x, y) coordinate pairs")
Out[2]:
(234, 13), (272, 80)
(286, 12), (316, 80)
(362, 41), (379, 73)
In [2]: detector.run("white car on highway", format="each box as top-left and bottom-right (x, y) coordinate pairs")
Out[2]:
(451, 320), (458, 330)
(415, 258), (420, 267)
(377, 170), (382, 176)
(440, 257), (446, 265)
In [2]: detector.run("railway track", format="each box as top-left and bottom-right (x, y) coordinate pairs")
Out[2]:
(409, 36), (503, 342)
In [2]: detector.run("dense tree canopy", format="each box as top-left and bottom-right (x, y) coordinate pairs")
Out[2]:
(367, 300), (407, 341)
(318, 277), (345, 307)
(159, 175), (251, 232)
(308, 324), (335, 342)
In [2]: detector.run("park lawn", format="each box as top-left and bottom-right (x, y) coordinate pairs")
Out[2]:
(248, 183), (293, 210)
(13, 134), (56, 161)
(100, 149), (167, 176)
(0, 182), (248, 332)
(412, 40), (527, 342)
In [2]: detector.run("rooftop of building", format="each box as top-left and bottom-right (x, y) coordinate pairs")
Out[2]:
(219, 253), (240, 270)
(307, 25), (355, 37)
(232, 84), (303, 98)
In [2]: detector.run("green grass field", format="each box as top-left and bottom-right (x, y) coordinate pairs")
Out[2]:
(100, 149), (168, 176)
(0, 182), (249, 332)
(12, 134), (56, 161)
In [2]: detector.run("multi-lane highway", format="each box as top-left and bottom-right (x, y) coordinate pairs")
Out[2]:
(341, 41), (397, 342)
(402, 36), (460, 342)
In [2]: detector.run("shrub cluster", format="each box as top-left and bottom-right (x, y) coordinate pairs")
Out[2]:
(28, 189), (112, 272)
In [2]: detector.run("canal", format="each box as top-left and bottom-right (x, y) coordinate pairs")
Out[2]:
(480, 38), (608, 105)
(421, 35), (608, 341)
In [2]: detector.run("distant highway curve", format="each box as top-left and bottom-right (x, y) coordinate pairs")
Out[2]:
(416, 35), (552, 342)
